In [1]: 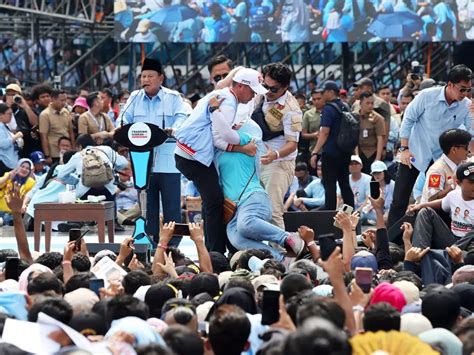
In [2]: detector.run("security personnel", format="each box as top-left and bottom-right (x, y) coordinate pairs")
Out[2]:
(121, 58), (187, 246)
(251, 62), (302, 229)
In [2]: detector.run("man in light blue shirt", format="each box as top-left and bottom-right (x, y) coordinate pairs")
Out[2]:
(388, 64), (473, 227)
(120, 58), (187, 246)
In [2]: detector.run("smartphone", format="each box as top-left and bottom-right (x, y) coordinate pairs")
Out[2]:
(4, 257), (20, 281)
(370, 181), (380, 199)
(174, 223), (190, 236)
(355, 267), (373, 293)
(69, 229), (82, 242)
(89, 278), (105, 296)
(319, 234), (338, 261)
(261, 290), (280, 325)
(334, 204), (354, 228)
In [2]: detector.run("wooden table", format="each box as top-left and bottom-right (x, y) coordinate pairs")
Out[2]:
(34, 202), (115, 252)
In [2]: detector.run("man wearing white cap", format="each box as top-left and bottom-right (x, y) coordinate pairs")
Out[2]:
(175, 67), (267, 253)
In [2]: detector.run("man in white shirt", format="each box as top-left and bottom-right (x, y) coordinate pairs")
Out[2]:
(409, 162), (474, 249)
(420, 128), (471, 203)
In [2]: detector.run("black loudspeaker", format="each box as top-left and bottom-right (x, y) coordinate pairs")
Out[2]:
(86, 243), (150, 264)
(283, 211), (343, 238)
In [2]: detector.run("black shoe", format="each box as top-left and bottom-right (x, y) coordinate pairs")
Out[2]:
(115, 223), (125, 232)
(122, 218), (135, 226)
(58, 222), (82, 232)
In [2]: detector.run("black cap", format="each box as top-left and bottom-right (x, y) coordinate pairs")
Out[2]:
(142, 57), (163, 74)
(456, 162), (474, 181)
(421, 288), (460, 328)
(320, 80), (339, 93)
(353, 77), (374, 88)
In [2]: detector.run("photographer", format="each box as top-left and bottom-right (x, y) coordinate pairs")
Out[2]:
(115, 164), (140, 226)
(0, 103), (21, 176)
(4, 83), (41, 159)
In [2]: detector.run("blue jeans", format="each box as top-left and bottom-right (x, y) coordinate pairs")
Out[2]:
(0, 211), (13, 226)
(227, 191), (288, 261)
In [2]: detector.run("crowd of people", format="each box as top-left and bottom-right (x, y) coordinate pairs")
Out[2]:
(116, 0), (474, 43)
(0, 55), (473, 354)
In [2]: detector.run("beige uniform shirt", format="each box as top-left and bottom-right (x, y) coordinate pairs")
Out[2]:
(421, 155), (457, 203)
(302, 107), (321, 152)
(39, 106), (72, 158)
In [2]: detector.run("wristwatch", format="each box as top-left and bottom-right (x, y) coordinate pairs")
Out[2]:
(209, 105), (220, 114)
(398, 146), (409, 152)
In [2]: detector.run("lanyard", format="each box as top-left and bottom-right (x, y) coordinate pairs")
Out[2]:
(87, 111), (104, 131)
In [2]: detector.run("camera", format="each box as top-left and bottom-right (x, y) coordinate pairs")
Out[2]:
(114, 173), (128, 191)
(13, 137), (24, 151)
(13, 95), (22, 104)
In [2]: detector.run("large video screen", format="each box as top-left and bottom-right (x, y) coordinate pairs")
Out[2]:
(115, 0), (474, 43)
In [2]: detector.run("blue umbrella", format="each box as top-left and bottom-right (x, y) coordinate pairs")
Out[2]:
(146, 5), (198, 25)
(367, 11), (423, 39)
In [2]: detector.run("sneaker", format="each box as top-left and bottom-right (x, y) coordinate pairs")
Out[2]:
(285, 232), (305, 258)
(115, 223), (125, 232)
(57, 222), (82, 232)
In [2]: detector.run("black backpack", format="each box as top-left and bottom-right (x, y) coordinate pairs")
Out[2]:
(327, 102), (360, 153)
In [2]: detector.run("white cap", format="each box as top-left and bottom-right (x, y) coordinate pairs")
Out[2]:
(6, 83), (22, 94)
(370, 160), (388, 174)
(233, 68), (268, 95)
(350, 155), (362, 165)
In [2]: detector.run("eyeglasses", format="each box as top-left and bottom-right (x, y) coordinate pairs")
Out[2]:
(213, 73), (229, 83)
(454, 85), (472, 93)
(262, 83), (281, 93)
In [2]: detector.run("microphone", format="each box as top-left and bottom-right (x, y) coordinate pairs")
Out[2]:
(119, 88), (143, 128)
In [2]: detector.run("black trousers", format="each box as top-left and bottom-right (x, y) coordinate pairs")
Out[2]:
(321, 153), (354, 210)
(360, 152), (376, 175)
(387, 163), (420, 228)
(175, 155), (231, 253)
(0, 160), (12, 177)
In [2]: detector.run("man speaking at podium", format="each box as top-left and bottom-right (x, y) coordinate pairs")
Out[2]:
(120, 58), (187, 246)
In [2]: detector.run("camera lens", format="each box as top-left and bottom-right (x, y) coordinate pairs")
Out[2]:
(14, 96), (22, 104)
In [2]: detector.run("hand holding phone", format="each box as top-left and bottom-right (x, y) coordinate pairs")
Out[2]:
(370, 181), (380, 200)
(174, 223), (190, 236)
(334, 204), (353, 228)
(89, 278), (105, 296)
(319, 234), (338, 261)
(261, 290), (280, 325)
(355, 267), (373, 293)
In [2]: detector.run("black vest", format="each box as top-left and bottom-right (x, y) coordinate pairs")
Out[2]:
(251, 100), (284, 141)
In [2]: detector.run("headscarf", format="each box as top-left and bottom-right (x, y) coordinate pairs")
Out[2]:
(206, 287), (258, 320)
(13, 158), (33, 185)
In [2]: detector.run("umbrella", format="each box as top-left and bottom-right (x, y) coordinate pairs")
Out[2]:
(367, 11), (423, 39)
(146, 5), (198, 25)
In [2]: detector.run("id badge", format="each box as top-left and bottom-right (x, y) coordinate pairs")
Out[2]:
(362, 129), (368, 138)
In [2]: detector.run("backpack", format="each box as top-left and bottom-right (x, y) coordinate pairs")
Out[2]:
(81, 148), (113, 188)
(327, 102), (360, 153)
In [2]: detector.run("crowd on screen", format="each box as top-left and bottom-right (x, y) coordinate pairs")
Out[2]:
(0, 55), (473, 353)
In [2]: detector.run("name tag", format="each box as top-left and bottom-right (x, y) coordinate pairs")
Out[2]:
(362, 129), (368, 138)
(268, 107), (284, 121)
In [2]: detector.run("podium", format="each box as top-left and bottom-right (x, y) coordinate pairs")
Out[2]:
(114, 122), (168, 246)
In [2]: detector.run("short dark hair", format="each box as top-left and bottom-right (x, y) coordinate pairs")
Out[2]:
(35, 252), (63, 270)
(359, 91), (373, 102)
(289, 259), (318, 284)
(295, 93), (306, 101)
(76, 134), (96, 149)
(118, 90), (130, 101)
(262, 63), (292, 88)
(72, 253), (91, 272)
(86, 92), (100, 108)
(50, 89), (65, 99)
(377, 85), (390, 92)
(295, 162), (309, 172)
(58, 136), (72, 146)
(280, 273), (313, 301)
(224, 277), (255, 297)
(31, 84), (53, 101)
(122, 270), (151, 295)
(363, 302), (401, 332)
(209, 304), (251, 355)
(64, 272), (92, 293)
(0, 103), (10, 115)
(283, 317), (351, 355)
(106, 294), (150, 325)
(28, 297), (73, 323)
(145, 283), (179, 318)
(400, 90), (415, 100)
(439, 129), (472, 155)
(101, 88), (113, 99)
(207, 55), (233, 74)
(447, 64), (472, 83)
(0, 249), (18, 263)
(297, 296), (346, 329)
(163, 325), (204, 355)
(188, 272), (220, 298)
(27, 272), (64, 296)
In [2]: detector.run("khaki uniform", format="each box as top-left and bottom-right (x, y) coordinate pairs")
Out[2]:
(39, 106), (72, 158)
(357, 110), (386, 158)
(258, 91), (302, 229)
(302, 107), (321, 152)
(421, 155), (457, 203)
(78, 111), (115, 144)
